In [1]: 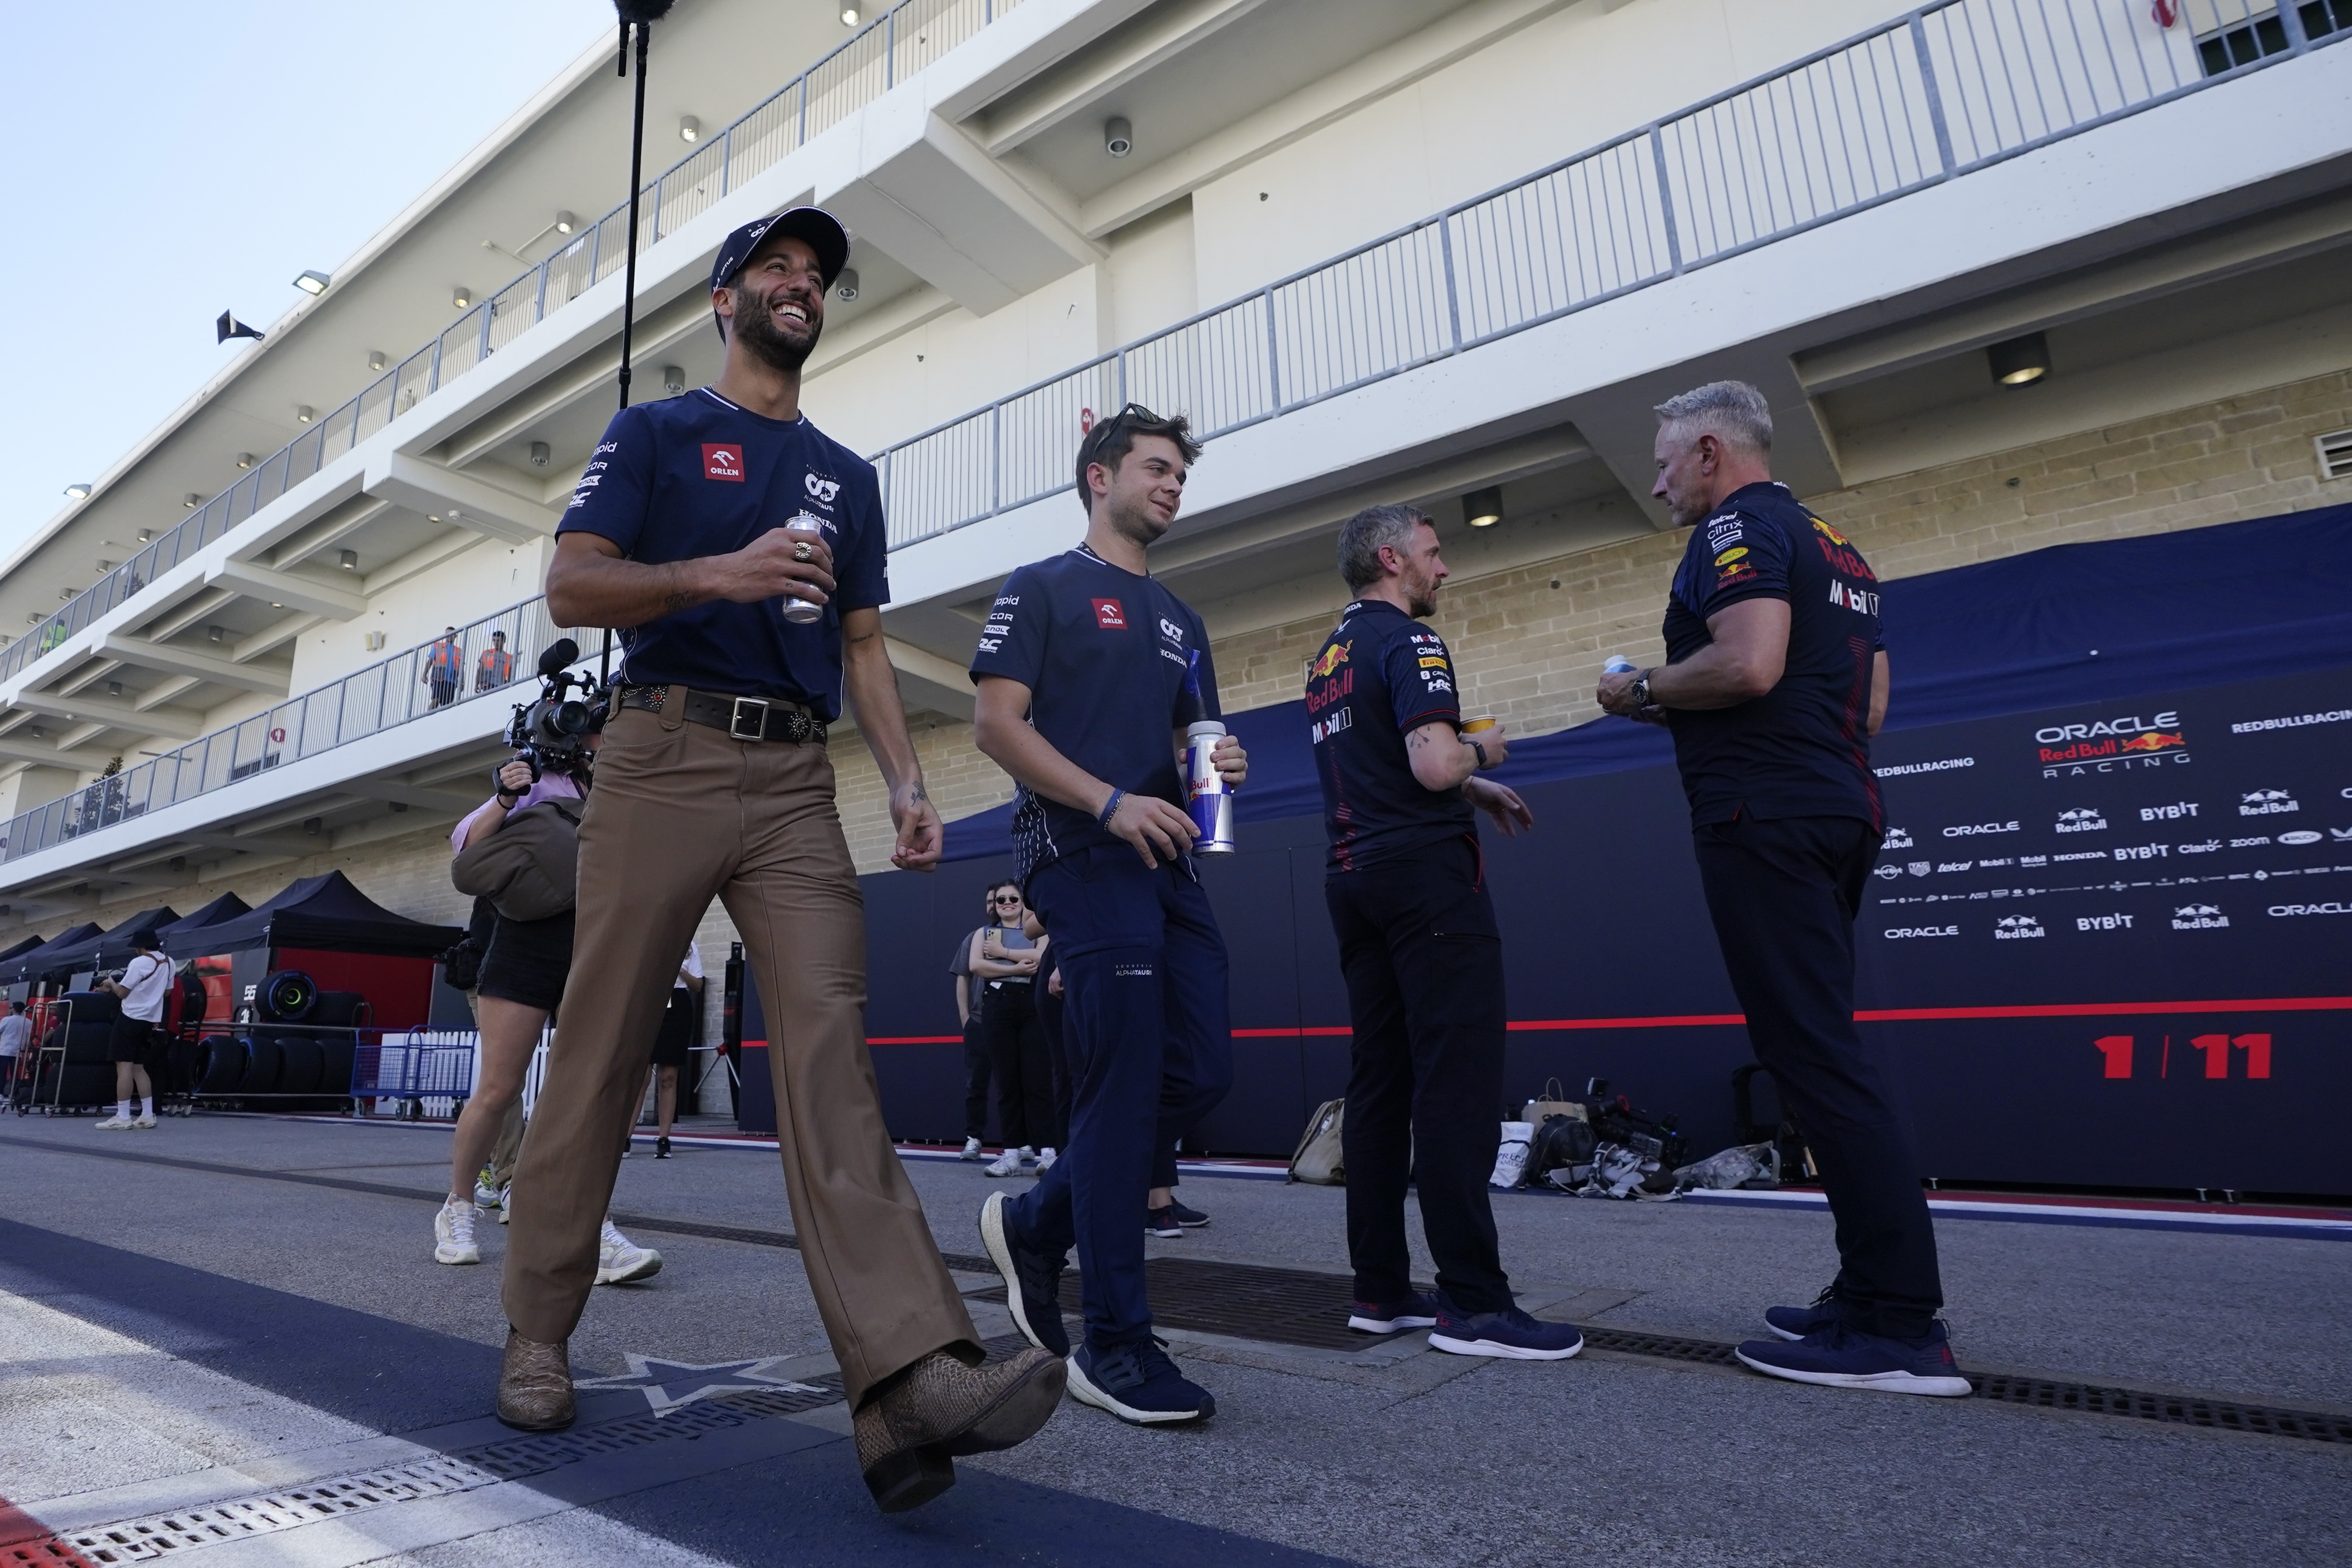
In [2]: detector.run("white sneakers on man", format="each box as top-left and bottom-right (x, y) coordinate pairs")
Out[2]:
(596, 1219), (662, 1285)
(474, 1174), (511, 1225)
(984, 1146), (1037, 1177)
(131, 1113), (157, 1130)
(434, 1198), (481, 1265)
(961, 1136), (985, 1160)
(1035, 1147), (1058, 1171)
(94, 1113), (133, 1130)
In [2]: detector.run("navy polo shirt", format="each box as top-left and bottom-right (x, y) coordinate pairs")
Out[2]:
(556, 388), (888, 721)
(969, 545), (1218, 883)
(1661, 481), (1884, 830)
(1309, 599), (1475, 871)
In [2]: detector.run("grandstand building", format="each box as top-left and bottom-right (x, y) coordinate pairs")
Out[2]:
(0, 0), (2346, 1103)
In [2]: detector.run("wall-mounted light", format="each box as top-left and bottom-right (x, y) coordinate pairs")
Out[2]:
(293, 269), (332, 296)
(678, 115), (701, 143)
(296, 405), (315, 423)
(834, 268), (860, 301)
(367, 351), (387, 371)
(1104, 117), (1133, 158)
(338, 549), (359, 571)
(63, 483), (91, 500)
(554, 210), (577, 235)
(453, 288), (472, 309)
(1988, 331), (2050, 387)
(234, 453), (255, 469)
(529, 441), (553, 467)
(182, 493), (201, 509)
(137, 530), (153, 542)
(1463, 486), (1504, 528)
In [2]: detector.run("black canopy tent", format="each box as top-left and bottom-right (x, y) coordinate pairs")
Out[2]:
(166, 871), (460, 960)
(0, 923), (102, 986)
(33, 906), (183, 980)
(0, 934), (47, 965)
(156, 892), (250, 945)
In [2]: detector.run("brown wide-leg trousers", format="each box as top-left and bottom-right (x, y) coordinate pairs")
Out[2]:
(501, 692), (977, 1403)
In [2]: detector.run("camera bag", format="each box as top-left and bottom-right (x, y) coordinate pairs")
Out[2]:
(452, 801), (581, 921)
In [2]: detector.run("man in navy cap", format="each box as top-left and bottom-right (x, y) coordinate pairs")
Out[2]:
(499, 209), (1065, 1511)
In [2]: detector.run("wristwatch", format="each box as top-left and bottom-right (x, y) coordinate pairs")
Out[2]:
(1630, 670), (1654, 709)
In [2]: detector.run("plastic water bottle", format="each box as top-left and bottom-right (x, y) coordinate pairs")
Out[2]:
(1603, 654), (1637, 675)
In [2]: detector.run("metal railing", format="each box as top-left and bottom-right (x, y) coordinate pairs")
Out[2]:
(1, 597), (570, 864)
(5, 0), (1027, 688)
(871, 0), (2346, 546)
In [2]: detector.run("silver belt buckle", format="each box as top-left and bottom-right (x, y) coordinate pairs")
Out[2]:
(728, 696), (770, 740)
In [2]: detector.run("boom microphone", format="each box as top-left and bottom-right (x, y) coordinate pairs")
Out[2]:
(538, 637), (581, 678)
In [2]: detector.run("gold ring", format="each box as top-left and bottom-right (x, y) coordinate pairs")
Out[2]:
(793, 541), (814, 562)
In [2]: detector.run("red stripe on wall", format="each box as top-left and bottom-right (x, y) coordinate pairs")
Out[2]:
(861, 997), (2352, 1044)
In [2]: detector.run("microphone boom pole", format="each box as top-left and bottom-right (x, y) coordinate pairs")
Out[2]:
(601, 1), (676, 686)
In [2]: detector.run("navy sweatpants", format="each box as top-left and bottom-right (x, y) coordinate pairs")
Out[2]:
(1010, 847), (1234, 1352)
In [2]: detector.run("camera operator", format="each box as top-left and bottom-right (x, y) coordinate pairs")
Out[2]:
(433, 746), (660, 1291)
(94, 930), (168, 1131)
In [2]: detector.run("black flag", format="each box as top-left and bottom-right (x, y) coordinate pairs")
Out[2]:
(216, 310), (265, 344)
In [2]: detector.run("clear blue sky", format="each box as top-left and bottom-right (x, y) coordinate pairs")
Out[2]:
(0, 0), (614, 561)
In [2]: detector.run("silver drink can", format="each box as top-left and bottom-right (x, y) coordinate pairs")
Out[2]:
(1185, 720), (1236, 853)
(780, 523), (826, 624)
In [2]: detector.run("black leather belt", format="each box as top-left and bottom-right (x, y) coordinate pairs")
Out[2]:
(619, 685), (827, 744)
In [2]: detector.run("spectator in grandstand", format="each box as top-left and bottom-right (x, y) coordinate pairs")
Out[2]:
(1597, 379), (1961, 1397)
(642, 941), (705, 1159)
(476, 629), (517, 692)
(950, 887), (992, 1159)
(435, 754), (660, 1289)
(425, 628), (463, 709)
(95, 932), (170, 1130)
(973, 881), (1055, 1177)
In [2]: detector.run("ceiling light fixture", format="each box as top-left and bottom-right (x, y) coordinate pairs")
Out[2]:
(234, 453), (255, 469)
(555, 210), (577, 235)
(530, 441), (552, 466)
(339, 549), (359, 571)
(63, 483), (91, 500)
(1104, 117), (1133, 158)
(841, 5), (860, 24)
(183, 493), (201, 508)
(678, 115), (700, 143)
(1988, 331), (2051, 387)
(367, 351), (387, 371)
(1463, 486), (1504, 528)
(834, 268), (860, 301)
(453, 288), (473, 309)
(296, 405), (315, 423)
(293, 269), (332, 296)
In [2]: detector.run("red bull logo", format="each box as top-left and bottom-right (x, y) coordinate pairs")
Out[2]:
(1810, 515), (1853, 547)
(1309, 642), (1351, 679)
(2118, 731), (2185, 753)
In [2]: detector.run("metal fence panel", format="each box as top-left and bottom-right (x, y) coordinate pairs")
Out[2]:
(1269, 222), (1452, 407)
(998, 361), (1121, 515)
(806, 24), (890, 138)
(728, 84), (804, 189)
(885, 411), (996, 548)
(656, 140), (730, 242)
(1449, 135), (1676, 343)
(1124, 296), (1276, 440)
(1924, 0), (2198, 168)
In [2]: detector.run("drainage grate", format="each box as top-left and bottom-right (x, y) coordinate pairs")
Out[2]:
(974, 1256), (1376, 1353)
(1577, 1325), (1744, 1368)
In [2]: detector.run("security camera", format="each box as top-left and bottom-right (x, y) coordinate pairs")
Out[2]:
(1104, 117), (1133, 158)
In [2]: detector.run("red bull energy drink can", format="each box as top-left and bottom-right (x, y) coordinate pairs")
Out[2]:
(1185, 720), (1236, 854)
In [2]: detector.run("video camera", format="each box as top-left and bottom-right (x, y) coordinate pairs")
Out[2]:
(502, 637), (608, 783)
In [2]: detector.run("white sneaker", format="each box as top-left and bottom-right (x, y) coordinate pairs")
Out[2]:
(1035, 1147), (1058, 1171)
(596, 1219), (662, 1285)
(131, 1113), (157, 1130)
(494, 1183), (511, 1225)
(984, 1146), (1034, 1178)
(434, 1199), (481, 1265)
(961, 1136), (985, 1161)
(473, 1169), (499, 1208)
(94, 1114), (133, 1131)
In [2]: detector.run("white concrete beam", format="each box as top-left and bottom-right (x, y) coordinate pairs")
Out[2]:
(9, 693), (203, 742)
(205, 560), (367, 621)
(94, 635), (292, 697)
(884, 637), (977, 722)
(975, 0), (1272, 157)
(364, 452), (556, 545)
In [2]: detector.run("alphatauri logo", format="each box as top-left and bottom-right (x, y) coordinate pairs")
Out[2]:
(804, 473), (842, 505)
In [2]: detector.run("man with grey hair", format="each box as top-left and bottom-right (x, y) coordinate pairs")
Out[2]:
(1307, 504), (1578, 1359)
(1598, 380), (1964, 1397)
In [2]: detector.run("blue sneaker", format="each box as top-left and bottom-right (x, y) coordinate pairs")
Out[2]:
(1066, 1338), (1215, 1425)
(1428, 1303), (1584, 1360)
(1145, 1205), (1183, 1238)
(1347, 1291), (1441, 1335)
(979, 1192), (1069, 1359)
(1763, 1284), (1849, 1342)
(1735, 1320), (1972, 1397)
(1170, 1198), (1209, 1227)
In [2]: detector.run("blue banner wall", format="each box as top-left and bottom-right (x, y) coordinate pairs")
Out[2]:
(848, 506), (2352, 1192)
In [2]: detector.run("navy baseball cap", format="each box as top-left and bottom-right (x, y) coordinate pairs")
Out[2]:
(710, 208), (849, 331)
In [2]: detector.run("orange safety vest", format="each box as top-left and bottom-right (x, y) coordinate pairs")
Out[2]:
(477, 648), (514, 685)
(427, 638), (463, 679)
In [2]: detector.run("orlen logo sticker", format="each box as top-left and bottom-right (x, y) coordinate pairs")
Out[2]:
(703, 444), (745, 482)
(1091, 598), (1126, 630)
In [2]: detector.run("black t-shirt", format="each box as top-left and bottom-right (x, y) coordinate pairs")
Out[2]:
(556, 388), (889, 720)
(1661, 482), (1884, 830)
(1309, 599), (1476, 871)
(968, 545), (1219, 883)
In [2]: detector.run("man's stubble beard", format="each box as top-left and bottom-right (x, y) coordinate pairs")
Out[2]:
(732, 285), (820, 375)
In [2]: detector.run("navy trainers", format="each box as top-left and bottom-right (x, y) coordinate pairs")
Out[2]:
(1347, 1291), (1442, 1335)
(1170, 1198), (1209, 1227)
(1763, 1283), (1848, 1342)
(1735, 1320), (1972, 1397)
(979, 1192), (1069, 1359)
(1145, 1205), (1183, 1238)
(1066, 1338), (1215, 1425)
(1428, 1303), (1584, 1360)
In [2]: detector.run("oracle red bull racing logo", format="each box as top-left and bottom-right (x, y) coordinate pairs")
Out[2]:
(2036, 710), (2190, 778)
(1308, 642), (1351, 680)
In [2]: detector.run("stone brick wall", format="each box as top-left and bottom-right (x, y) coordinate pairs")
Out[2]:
(830, 368), (2350, 872)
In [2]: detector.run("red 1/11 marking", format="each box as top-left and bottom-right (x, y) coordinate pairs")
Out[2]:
(2095, 1033), (2270, 1079)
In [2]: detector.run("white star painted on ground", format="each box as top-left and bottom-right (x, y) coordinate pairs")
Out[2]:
(576, 1355), (823, 1414)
